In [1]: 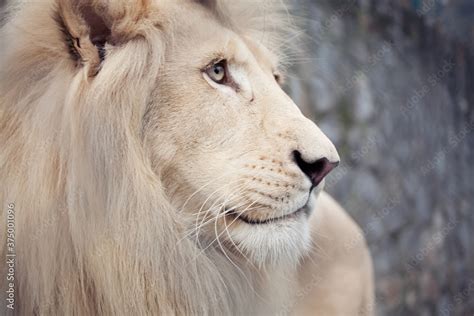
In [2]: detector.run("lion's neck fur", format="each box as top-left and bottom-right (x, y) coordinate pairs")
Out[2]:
(0, 1), (300, 314)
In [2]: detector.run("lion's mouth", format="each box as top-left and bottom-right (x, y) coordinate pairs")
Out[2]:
(226, 206), (309, 225)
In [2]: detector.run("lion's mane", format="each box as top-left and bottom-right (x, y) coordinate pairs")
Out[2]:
(0, 0), (298, 314)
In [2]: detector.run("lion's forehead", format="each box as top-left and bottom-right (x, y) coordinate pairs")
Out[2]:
(159, 0), (283, 71)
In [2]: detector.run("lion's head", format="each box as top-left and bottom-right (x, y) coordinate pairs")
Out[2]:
(0, 0), (339, 314)
(146, 2), (340, 266)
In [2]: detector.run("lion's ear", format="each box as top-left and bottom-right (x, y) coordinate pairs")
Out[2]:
(195, 0), (217, 10)
(57, 0), (150, 76)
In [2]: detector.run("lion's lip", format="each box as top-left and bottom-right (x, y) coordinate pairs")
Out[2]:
(226, 206), (308, 225)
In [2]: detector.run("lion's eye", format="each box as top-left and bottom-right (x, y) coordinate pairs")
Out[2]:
(205, 60), (227, 84)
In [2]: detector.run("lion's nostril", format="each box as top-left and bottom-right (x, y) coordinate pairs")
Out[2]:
(293, 150), (339, 187)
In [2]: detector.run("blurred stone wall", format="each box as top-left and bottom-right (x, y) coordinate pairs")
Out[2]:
(287, 0), (474, 315)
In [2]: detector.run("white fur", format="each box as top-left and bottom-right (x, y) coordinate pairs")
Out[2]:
(0, 0), (344, 315)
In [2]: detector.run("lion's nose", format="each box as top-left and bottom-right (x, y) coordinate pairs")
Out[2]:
(293, 150), (339, 187)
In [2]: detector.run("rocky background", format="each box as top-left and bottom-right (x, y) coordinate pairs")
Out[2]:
(286, 0), (474, 315)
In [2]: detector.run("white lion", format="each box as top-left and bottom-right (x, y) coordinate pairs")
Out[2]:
(0, 0), (374, 314)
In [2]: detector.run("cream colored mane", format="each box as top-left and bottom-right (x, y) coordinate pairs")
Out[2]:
(0, 0), (300, 314)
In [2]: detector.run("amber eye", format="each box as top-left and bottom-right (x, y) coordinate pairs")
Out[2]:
(205, 60), (227, 84)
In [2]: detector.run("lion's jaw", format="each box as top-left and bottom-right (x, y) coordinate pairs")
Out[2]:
(144, 2), (340, 267)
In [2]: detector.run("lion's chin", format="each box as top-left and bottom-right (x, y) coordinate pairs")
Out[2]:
(221, 212), (312, 268)
(227, 205), (309, 225)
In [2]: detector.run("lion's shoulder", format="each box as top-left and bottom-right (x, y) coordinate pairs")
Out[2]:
(293, 191), (375, 315)
(311, 191), (368, 258)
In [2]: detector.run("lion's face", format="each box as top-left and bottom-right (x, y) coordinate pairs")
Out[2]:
(144, 3), (339, 265)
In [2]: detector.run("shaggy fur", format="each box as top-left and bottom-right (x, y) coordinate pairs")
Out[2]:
(0, 1), (297, 314)
(0, 0), (373, 315)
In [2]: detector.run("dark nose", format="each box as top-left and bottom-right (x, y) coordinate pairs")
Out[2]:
(293, 151), (339, 187)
